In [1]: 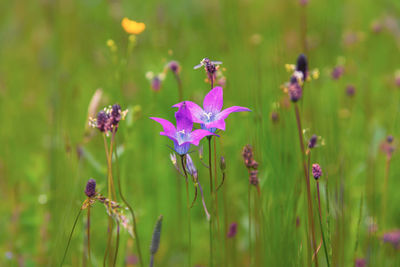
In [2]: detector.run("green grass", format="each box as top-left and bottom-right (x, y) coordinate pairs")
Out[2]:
(1, 0), (400, 266)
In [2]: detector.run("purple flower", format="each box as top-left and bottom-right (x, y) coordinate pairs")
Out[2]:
(383, 230), (400, 249)
(354, 258), (366, 267)
(296, 54), (308, 82)
(227, 222), (238, 238)
(312, 164), (322, 180)
(185, 154), (197, 176)
(85, 179), (96, 197)
(332, 66), (344, 80)
(173, 86), (251, 133)
(150, 103), (214, 155)
(346, 85), (356, 97)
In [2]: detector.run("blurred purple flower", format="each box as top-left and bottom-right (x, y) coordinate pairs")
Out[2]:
(288, 77), (302, 102)
(383, 230), (400, 249)
(308, 134), (318, 149)
(332, 66), (344, 80)
(174, 86), (251, 133)
(354, 258), (366, 267)
(346, 85), (356, 97)
(227, 222), (238, 238)
(296, 54), (308, 82)
(150, 103), (214, 155)
(85, 179), (96, 197)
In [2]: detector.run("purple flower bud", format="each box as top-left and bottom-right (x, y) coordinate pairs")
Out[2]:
(168, 61), (181, 74)
(270, 111), (279, 123)
(220, 156), (226, 171)
(249, 170), (259, 186)
(296, 54), (308, 81)
(85, 179), (96, 197)
(185, 154), (197, 176)
(383, 230), (400, 249)
(387, 135), (394, 143)
(96, 111), (109, 132)
(346, 85), (356, 97)
(227, 222), (238, 238)
(312, 164), (322, 180)
(288, 78), (302, 102)
(111, 104), (122, 126)
(308, 134), (318, 149)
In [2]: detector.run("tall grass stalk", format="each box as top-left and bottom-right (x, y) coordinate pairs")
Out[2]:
(61, 208), (82, 266)
(316, 181), (330, 267)
(207, 136), (214, 267)
(180, 155), (192, 267)
(294, 104), (317, 266)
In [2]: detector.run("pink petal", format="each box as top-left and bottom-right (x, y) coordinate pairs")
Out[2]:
(190, 129), (214, 145)
(205, 119), (226, 131)
(173, 101), (204, 124)
(216, 106), (251, 121)
(203, 86), (223, 114)
(150, 117), (176, 137)
(175, 103), (193, 132)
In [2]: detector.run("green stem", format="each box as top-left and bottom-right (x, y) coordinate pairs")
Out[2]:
(316, 181), (330, 267)
(87, 206), (91, 265)
(181, 155), (191, 267)
(248, 183), (252, 267)
(113, 221), (120, 267)
(61, 208), (82, 267)
(207, 137), (214, 267)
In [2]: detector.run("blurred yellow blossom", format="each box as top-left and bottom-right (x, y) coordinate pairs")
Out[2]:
(121, 18), (146, 34)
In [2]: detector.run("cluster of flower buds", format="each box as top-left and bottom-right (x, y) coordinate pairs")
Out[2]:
(85, 178), (97, 198)
(381, 135), (395, 158)
(89, 104), (128, 135)
(242, 145), (259, 186)
(312, 163), (322, 180)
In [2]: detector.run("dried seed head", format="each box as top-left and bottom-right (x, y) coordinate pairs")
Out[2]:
(150, 215), (163, 255)
(308, 134), (318, 149)
(96, 111), (109, 132)
(111, 104), (122, 126)
(312, 164), (322, 180)
(249, 170), (259, 186)
(167, 61), (181, 74)
(85, 179), (97, 197)
(242, 145), (254, 168)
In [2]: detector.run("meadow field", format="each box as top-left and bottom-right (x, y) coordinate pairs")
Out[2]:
(1, 0), (400, 266)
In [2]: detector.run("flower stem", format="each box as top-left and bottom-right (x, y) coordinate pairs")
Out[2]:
(181, 155), (191, 267)
(316, 181), (330, 267)
(87, 206), (91, 264)
(113, 221), (120, 267)
(174, 72), (183, 102)
(248, 183), (252, 267)
(61, 208), (82, 266)
(207, 137), (214, 267)
(113, 138), (144, 267)
(294, 104), (317, 266)
(382, 155), (391, 227)
(213, 137), (221, 234)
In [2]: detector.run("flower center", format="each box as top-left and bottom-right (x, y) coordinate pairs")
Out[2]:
(203, 111), (214, 123)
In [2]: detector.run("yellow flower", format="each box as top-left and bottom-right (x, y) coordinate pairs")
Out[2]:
(121, 18), (145, 35)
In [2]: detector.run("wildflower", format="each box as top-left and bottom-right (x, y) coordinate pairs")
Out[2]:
(312, 164), (322, 180)
(173, 86), (251, 133)
(332, 66), (344, 80)
(383, 230), (400, 249)
(308, 134), (318, 149)
(121, 17), (146, 35)
(249, 170), (259, 186)
(85, 179), (97, 198)
(194, 58), (223, 86)
(387, 135), (394, 143)
(150, 103), (214, 155)
(146, 72), (165, 92)
(288, 77), (303, 102)
(242, 145), (258, 169)
(227, 222), (238, 238)
(381, 136), (395, 157)
(106, 39), (117, 52)
(296, 54), (308, 82)
(270, 111), (279, 123)
(346, 85), (356, 97)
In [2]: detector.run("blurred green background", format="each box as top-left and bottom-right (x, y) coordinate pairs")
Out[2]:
(1, 0), (400, 266)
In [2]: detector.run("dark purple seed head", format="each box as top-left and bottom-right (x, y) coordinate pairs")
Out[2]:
(168, 61), (180, 74)
(96, 111), (109, 132)
(308, 134), (318, 149)
(354, 258), (366, 267)
(111, 104), (122, 125)
(346, 85), (356, 97)
(85, 179), (96, 197)
(387, 135), (394, 143)
(270, 111), (279, 123)
(227, 222), (238, 238)
(249, 170), (259, 186)
(296, 54), (308, 81)
(288, 79), (302, 102)
(242, 145), (254, 168)
(312, 164), (322, 180)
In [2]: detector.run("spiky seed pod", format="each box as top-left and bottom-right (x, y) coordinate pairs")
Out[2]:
(150, 215), (163, 255)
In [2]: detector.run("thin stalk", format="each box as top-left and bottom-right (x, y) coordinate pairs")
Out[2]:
(87, 206), (91, 264)
(61, 208), (82, 267)
(103, 134), (114, 266)
(382, 155), (391, 226)
(174, 73), (183, 102)
(113, 221), (120, 267)
(181, 155), (191, 267)
(316, 181), (330, 267)
(207, 137), (214, 267)
(113, 138), (144, 267)
(294, 104), (317, 266)
(248, 183), (252, 267)
(213, 137), (220, 233)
